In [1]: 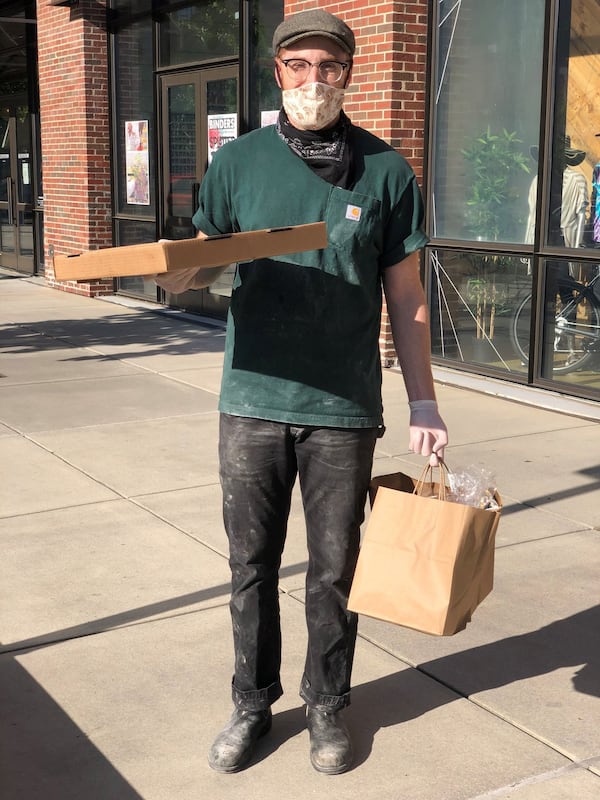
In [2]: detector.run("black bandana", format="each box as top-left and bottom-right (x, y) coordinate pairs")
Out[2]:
(276, 109), (354, 189)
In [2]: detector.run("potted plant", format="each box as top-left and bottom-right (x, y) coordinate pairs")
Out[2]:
(462, 127), (531, 242)
(460, 129), (530, 357)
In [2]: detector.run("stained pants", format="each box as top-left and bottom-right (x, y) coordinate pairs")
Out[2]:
(219, 413), (378, 712)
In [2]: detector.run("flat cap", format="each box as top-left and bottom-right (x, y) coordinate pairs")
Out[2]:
(272, 10), (355, 56)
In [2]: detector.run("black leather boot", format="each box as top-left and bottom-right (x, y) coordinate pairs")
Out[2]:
(306, 707), (353, 774)
(208, 708), (272, 773)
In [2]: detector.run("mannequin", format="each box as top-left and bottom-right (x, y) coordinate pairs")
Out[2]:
(589, 133), (600, 245)
(525, 137), (587, 252)
(560, 139), (588, 249)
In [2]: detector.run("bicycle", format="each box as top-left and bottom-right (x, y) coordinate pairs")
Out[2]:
(511, 268), (600, 374)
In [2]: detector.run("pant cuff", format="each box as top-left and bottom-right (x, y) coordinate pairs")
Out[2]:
(231, 677), (283, 711)
(299, 674), (350, 712)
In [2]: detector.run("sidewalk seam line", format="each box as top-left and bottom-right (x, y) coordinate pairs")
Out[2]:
(467, 756), (600, 798)
(354, 630), (595, 782)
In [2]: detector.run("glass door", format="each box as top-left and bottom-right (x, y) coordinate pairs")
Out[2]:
(0, 109), (34, 273)
(159, 65), (238, 317)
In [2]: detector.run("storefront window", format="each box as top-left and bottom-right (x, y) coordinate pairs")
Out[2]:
(115, 219), (158, 300)
(538, 260), (600, 388)
(429, 249), (532, 376)
(113, 19), (155, 219)
(158, 0), (239, 68)
(111, 0), (151, 12)
(547, 0), (600, 253)
(431, 0), (545, 244)
(428, 1), (600, 400)
(248, 0), (284, 129)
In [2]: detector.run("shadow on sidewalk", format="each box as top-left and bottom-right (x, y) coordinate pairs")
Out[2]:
(0, 560), (307, 656)
(2, 559), (599, 778)
(0, 659), (143, 800)
(0, 562), (309, 792)
(1, 311), (226, 361)
(499, 460), (600, 517)
(347, 604), (600, 766)
(216, 604), (600, 771)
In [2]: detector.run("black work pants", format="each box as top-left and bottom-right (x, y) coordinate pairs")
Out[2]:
(219, 413), (378, 712)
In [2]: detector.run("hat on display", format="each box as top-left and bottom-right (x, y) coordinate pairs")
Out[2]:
(563, 135), (586, 166)
(272, 10), (355, 56)
(529, 135), (586, 166)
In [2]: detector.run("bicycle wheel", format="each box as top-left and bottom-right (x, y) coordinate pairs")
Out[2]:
(510, 291), (600, 375)
(510, 293), (533, 366)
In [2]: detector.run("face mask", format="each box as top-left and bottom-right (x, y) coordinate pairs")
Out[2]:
(282, 82), (345, 131)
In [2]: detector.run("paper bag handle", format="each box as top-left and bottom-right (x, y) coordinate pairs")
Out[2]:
(414, 462), (450, 501)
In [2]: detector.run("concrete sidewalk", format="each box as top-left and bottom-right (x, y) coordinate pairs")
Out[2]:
(1, 270), (599, 800)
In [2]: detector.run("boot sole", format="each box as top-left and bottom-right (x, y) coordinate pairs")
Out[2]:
(309, 754), (352, 775)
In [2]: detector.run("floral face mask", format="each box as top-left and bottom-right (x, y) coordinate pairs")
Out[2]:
(282, 82), (346, 131)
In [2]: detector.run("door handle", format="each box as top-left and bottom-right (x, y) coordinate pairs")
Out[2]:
(6, 177), (14, 226)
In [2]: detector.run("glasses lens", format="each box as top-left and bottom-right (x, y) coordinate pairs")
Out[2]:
(319, 61), (344, 82)
(284, 59), (310, 81)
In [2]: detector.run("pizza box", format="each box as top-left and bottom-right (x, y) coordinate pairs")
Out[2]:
(52, 222), (327, 283)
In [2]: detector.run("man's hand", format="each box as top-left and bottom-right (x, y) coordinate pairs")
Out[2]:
(150, 231), (211, 294)
(153, 267), (206, 294)
(408, 400), (448, 466)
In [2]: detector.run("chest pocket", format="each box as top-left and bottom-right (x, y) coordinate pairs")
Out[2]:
(325, 186), (382, 253)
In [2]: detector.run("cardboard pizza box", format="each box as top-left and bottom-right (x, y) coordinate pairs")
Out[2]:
(53, 222), (327, 283)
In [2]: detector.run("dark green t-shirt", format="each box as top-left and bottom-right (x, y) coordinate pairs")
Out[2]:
(192, 124), (427, 428)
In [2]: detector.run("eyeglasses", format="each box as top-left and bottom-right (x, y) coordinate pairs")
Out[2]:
(278, 58), (350, 85)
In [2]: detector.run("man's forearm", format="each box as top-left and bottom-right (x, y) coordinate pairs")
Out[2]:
(383, 252), (437, 402)
(383, 250), (448, 462)
(392, 316), (437, 401)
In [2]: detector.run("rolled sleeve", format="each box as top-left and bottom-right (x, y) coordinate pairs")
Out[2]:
(381, 173), (428, 268)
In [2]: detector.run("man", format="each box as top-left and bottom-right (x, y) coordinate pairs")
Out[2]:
(155, 9), (447, 775)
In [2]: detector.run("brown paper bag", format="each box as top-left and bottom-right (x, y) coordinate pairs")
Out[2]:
(348, 467), (502, 636)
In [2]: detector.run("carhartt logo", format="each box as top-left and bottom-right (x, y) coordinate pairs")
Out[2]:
(345, 204), (362, 222)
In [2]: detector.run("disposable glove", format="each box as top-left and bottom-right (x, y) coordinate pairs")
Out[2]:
(408, 399), (448, 466)
(147, 239), (199, 294)
(153, 266), (207, 294)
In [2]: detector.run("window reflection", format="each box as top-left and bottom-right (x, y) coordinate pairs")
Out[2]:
(158, 1), (239, 67)
(165, 82), (196, 239)
(429, 248), (600, 389)
(432, 0), (545, 243)
(248, 0), (284, 129)
(549, 0), (600, 253)
(539, 260), (600, 384)
(116, 219), (159, 300)
(113, 19), (155, 217)
(429, 249), (532, 374)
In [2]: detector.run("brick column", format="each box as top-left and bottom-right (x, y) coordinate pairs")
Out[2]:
(37, 0), (113, 296)
(284, 1), (429, 365)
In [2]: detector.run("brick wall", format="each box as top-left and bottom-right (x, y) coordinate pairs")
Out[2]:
(37, 0), (113, 297)
(284, 1), (428, 365)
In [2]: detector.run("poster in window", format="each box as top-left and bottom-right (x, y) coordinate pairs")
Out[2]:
(208, 114), (237, 163)
(125, 120), (150, 206)
(261, 110), (279, 127)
